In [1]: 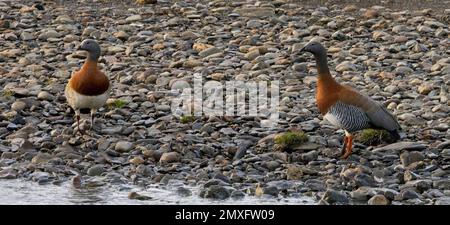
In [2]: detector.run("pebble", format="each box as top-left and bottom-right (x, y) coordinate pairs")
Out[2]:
(198, 47), (221, 58)
(335, 61), (357, 72)
(400, 151), (425, 167)
(201, 185), (231, 200)
(31, 153), (52, 164)
(286, 164), (303, 180)
(159, 152), (180, 164)
(368, 194), (390, 205)
(115, 141), (134, 152)
(128, 192), (152, 200)
(176, 187), (192, 197)
(37, 91), (53, 100)
(87, 165), (106, 176)
(125, 15), (142, 22)
(322, 189), (349, 204)
(11, 101), (26, 111)
(130, 156), (145, 165)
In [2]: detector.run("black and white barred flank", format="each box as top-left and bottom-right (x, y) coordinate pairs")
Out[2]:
(325, 101), (372, 133)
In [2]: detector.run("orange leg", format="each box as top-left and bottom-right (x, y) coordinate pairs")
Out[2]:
(341, 134), (353, 159)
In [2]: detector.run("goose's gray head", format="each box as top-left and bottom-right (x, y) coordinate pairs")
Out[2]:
(79, 39), (101, 60)
(300, 41), (327, 56)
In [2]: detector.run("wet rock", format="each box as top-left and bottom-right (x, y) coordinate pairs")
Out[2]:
(204, 179), (229, 188)
(201, 185), (230, 200)
(87, 165), (106, 176)
(404, 180), (432, 192)
(0, 168), (18, 179)
(433, 180), (450, 190)
(262, 186), (279, 197)
(322, 189), (349, 204)
(128, 192), (152, 200)
(354, 173), (376, 187)
(350, 187), (376, 201)
(368, 195), (390, 205)
(230, 190), (245, 199)
(305, 179), (326, 191)
(435, 197), (450, 205)
(72, 175), (82, 188)
(176, 187), (192, 197)
(400, 189), (421, 200)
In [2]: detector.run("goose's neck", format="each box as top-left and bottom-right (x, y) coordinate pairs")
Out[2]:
(82, 59), (98, 71)
(314, 53), (331, 76)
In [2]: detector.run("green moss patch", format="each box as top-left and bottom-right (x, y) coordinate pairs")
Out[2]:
(274, 131), (309, 151)
(108, 99), (127, 109)
(180, 115), (195, 124)
(356, 129), (394, 146)
(2, 89), (14, 97)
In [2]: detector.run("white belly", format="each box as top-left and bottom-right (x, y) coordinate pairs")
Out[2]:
(323, 112), (342, 128)
(65, 83), (110, 110)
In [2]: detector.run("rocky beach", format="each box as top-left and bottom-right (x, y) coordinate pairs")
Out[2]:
(0, 0), (449, 205)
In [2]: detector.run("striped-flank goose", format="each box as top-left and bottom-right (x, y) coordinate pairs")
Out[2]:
(65, 39), (110, 134)
(301, 42), (402, 159)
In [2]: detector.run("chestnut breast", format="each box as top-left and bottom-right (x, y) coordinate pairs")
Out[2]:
(70, 61), (109, 96)
(316, 75), (341, 115)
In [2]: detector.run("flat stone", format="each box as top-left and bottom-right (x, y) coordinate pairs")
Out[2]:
(233, 7), (275, 18)
(126, 15), (142, 22)
(373, 142), (427, 152)
(115, 141), (133, 152)
(400, 151), (425, 167)
(336, 61), (357, 72)
(159, 152), (180, 164)
(31, 153), (52, 164)
(198, 47), (222, 58)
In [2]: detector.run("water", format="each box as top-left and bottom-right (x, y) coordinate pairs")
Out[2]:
(0, 179), (316, 205)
